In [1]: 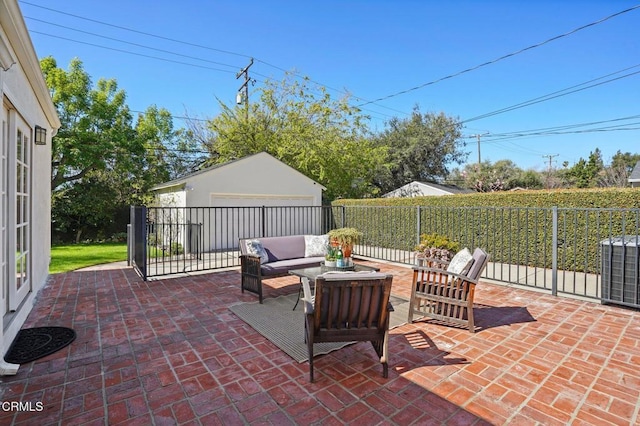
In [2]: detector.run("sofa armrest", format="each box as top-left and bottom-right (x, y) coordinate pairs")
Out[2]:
(240, 254), (264, 302)
(240, 254), (262, 275)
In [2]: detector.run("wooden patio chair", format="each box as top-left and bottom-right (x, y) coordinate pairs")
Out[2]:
(408, 248), (489, 332)
(302, 271), (394, 382)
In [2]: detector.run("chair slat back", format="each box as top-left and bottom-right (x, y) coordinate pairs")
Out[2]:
(314, 275), (392, 334)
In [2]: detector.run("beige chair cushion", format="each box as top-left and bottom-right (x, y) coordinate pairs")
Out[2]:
(446, 248), (473, 275)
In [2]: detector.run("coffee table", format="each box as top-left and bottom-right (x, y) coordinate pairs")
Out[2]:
(289, 263), (380, 310)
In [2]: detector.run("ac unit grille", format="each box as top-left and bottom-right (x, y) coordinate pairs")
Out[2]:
(601, 236), (640, 308)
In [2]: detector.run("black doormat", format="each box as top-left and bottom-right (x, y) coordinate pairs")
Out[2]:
(4, 327), (76, 364)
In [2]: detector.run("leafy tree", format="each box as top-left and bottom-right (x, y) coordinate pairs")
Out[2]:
(450, 159), (542, 192)
(42, 57), (138, 191)
(42, 57), (178, 241)
(610, 150), (640, 173)
(202, 74), (386, 200)
(565, 148), (604, 188)
(135, 106), (205, 182)
(510, 169), (544, 190)
(373, 107), (466, 194)
(599, 150), (640, 187)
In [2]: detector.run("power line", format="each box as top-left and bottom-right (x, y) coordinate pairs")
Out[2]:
(20, 1), (253, 60)
(130, 110), (209, 122)
(484, 114), (640, 141)
(357, 4), (640, 107)
(30, 31), (242, 75)
(462, 64), (640, 123)
(25, 16), (242, 70)
(23, 1), (640, 130)
(27, 32), (398, 123)
(462, 114), (640, 161)
(21, 1), (409, 118)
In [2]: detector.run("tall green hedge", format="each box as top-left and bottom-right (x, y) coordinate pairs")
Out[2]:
(334, 188), (640, 209)
(332, 188), (640, 273)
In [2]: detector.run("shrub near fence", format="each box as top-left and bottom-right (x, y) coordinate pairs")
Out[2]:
(333, 188), (640, 275)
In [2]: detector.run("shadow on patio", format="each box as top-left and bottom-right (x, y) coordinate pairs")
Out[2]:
(1, 260), (639, 425)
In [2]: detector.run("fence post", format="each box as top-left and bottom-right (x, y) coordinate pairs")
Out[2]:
(552, 206), (558, 296)
(341, 205), (346, 228)
(416, 206), (422, 247)
(130, 205), (148, 280)
(261, 205), (266, 237)
(127, 223), (132, 266)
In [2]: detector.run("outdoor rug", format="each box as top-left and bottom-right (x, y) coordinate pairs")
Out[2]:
(4, 326), (76, 364)
(230, 293), (409, 363)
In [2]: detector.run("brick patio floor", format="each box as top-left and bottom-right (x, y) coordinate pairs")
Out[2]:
(1, 260), (639, 425)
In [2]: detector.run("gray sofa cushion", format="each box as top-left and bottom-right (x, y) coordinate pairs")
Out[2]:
(261, 256), (325, 276)
(255, 235), (306, 262)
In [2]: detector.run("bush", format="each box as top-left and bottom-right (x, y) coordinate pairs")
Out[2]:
(415, 233), (460, 261)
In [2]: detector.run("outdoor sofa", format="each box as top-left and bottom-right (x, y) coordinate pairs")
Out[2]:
(239, 235), (327, 303)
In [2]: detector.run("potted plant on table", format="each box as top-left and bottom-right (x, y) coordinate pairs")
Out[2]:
(328, 227), (363, 259)
(414, 233), (460, 267)
(324, 245), (338, 267)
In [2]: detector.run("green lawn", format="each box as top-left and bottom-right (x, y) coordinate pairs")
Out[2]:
(50, 242), (127, 274)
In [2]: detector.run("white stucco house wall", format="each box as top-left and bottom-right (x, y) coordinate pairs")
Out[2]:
(151, 152), (326, 250)
(1, 0), (61, 375)
(383, 181), (473, 198)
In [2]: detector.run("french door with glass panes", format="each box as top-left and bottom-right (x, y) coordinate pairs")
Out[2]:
(1, 103), (31, 313)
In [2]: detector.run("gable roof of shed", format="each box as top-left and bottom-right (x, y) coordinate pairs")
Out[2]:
(629, 161), (640, 182)
(417, 181), (473, 194)
(151, 152), (325, 191)
(384, 180), (473, 197)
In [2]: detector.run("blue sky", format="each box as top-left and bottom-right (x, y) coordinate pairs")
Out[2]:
(19, 0), (640, 172)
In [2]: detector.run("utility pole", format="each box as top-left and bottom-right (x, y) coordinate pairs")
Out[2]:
(542, 154), (559, 189)
(236, 58), (254, 120)
(542, 154), (559, 174)
(470, 132), (489, 171)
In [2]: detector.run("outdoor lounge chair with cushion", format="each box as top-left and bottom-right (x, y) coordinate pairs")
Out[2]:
(302, 271), (394, 382)
(408, 248), (489, 332)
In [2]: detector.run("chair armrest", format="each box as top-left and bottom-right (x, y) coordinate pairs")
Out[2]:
(415, 267), (480, 285)
(413, 257), (450, 270)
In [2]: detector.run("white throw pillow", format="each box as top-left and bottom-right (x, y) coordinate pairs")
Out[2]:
(245, 239), (269, 264)
(304, 235), (329, 257)
(446, 248), (473, 275)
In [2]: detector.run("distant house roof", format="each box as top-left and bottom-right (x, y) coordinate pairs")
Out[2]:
(383, 181), (473, 198)
(629, 161), (640, 183)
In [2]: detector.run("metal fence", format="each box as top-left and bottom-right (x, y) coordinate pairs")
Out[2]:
(131, 205), (338, 278)
(336, 205), (640, 305)
(130, 205), (640, 307)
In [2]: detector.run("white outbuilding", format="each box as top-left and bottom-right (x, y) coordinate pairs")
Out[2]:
(151, 152), (326, 250)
